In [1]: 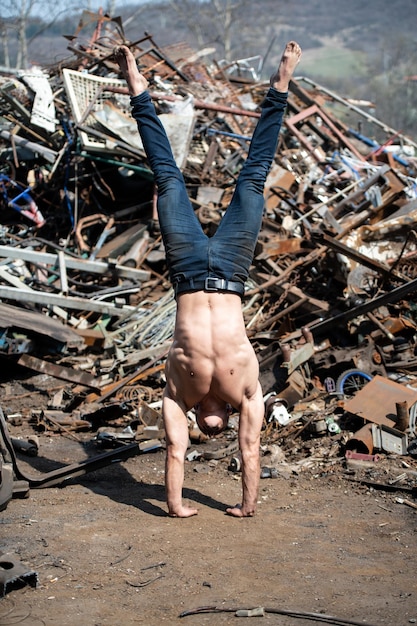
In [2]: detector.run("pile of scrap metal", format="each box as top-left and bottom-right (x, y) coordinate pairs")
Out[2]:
(1, 12), (417, 503)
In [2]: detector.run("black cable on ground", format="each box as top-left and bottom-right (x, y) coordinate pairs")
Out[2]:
(179, 604), (379, 626)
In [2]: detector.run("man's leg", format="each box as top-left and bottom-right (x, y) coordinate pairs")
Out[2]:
(212, 42), (302, 281)
(114, 46), (204, 280)
(115, 44), (183, 187)
(130, 92), (206, 269)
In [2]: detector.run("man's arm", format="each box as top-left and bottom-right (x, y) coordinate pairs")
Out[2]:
(162, 392), (198, 518)
(226, 382), (264, 517)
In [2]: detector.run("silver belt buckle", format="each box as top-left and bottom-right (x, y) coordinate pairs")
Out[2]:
(205, 277), (223, 291)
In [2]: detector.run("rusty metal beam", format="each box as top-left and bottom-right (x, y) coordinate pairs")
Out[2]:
(314, 232), (408, 282)
(17, 354), (103, 391)
(285, 104), (365, 162)
(0, 406), (141, 490)
(309, 276), (417, 336)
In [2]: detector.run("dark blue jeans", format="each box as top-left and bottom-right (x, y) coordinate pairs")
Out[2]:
(131, 87), (288, 294)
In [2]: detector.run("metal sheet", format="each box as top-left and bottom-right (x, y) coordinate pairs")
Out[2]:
(344, 375), (417, 425)
(0, 301), (84, 351)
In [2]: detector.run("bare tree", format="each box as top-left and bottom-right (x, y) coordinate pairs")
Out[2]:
(363, 34), (417, 139)
(1, 0), (68, 68)
(169, 0), (252, 61)
(0, 21), (12, 67)
(1, 0), (119, 68)
(2, 0), (37, 67)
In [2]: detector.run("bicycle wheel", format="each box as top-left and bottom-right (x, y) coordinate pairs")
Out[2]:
(336, 369), (372, 397)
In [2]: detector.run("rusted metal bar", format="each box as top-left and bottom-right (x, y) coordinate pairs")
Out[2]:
(309, 277), (417, 336)
(314, 232), (408, 282)
(17, 354), (103, 391)
(85, 350), (169, 405)
(250, 297), (308, 333)
(0, 406), (140, 490)
(106, 85), (261, 118)
(246, 245), (327, 296)
(285, 104), (365, 162)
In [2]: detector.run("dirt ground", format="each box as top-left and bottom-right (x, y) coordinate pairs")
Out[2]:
(1, 373), (417, 626)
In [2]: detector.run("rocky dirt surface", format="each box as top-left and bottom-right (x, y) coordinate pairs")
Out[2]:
(1, 374), (417, 626)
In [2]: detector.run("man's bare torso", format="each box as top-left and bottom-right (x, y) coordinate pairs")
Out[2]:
(164, 291), (259, 410)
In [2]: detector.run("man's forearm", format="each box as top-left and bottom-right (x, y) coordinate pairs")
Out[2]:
(240, 447), (260, 516)
(165, 447), (185, 514)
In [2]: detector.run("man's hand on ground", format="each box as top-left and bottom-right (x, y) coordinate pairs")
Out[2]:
(226, 504), (255, 518)
(168, 505), (198, 518)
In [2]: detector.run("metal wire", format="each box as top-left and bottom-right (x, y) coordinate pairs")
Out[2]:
(110, 290), (176, 349)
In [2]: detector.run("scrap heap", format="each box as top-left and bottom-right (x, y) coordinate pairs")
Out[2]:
(1, 13), (417, 506)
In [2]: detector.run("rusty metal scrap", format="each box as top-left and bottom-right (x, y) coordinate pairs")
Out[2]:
(0, 552), (38, 597)
(1, 13), (417, 491)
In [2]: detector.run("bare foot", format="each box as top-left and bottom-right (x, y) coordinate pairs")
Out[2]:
(270, 41), (302, 93)
(113, 45), (148, 97)
(168, 505), (198, 518)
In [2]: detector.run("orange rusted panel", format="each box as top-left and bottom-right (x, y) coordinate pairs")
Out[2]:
(344, 374), (417, 425)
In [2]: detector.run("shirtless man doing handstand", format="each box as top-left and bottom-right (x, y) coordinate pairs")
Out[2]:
(115, 40), (301, 518)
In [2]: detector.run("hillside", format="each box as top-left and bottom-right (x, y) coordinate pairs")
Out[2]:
(3, 0), (417, 137)
(24, 0), (417, 74)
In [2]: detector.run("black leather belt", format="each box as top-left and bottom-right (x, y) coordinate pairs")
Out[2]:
(175, 277), (244, 297)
